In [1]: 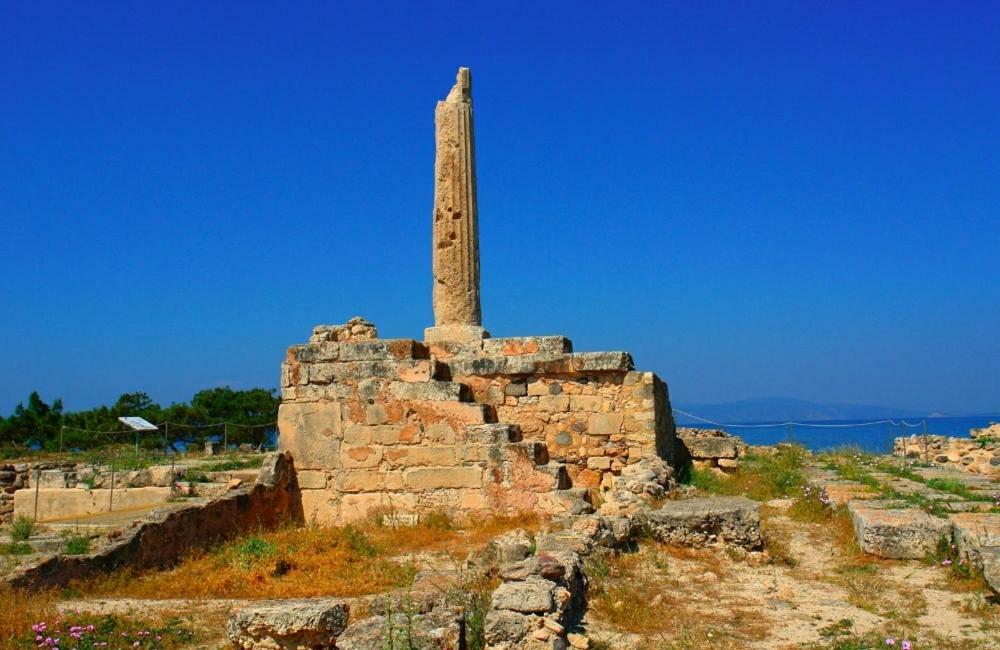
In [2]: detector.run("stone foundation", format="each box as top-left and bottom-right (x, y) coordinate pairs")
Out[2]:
(894, 433), (1000, 478)
(278, 322), (676, 525)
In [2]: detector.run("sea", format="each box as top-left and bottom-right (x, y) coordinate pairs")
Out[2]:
(676, 416), (999, 455)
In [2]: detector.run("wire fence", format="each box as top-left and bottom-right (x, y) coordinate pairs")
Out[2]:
(22, 420), (279, 523)
(672, 407), (933, 456)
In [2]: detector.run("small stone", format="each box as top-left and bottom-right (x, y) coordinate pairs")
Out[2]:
(567, 632), (590, 649)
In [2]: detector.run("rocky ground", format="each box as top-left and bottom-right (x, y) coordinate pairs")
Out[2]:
(4, 447), (1000, 649)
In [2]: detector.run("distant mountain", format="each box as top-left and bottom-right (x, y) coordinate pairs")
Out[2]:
(673, 398), (919, 425)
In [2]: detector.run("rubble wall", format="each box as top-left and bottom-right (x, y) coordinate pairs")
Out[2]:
(278, 324), (676, 524)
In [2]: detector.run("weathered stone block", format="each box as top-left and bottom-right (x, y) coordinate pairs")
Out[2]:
(644, 497), (762, 549)
(571, 351), (633, 372)
(388, 380), (464, 402)
(849, 500), (953, 559)
(483, 336), (572, 356)
(383, 447), (457, 468)
(296, 470), (328, 490)
(569, 395), (602, 412)
(228, 599), (349, 650)
(587, 413), (623, 436)
(537, 395), (570, 412)
(338, 339), (428, 361)
(681, 436), (739, 460)
(341, 445), (382, 469)
(338, 470), (403, 493)
(491, 576), (556, 613)
(277, 402), (343, 470)
(404, 467), (483, 490)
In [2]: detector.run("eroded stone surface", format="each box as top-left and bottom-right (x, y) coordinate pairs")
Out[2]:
(227, 599), (349, 650)
(848, 500), (952, 559)
(644, 496), (762, 549)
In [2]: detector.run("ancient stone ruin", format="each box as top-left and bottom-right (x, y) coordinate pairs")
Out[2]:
(278, 68), (678, 525)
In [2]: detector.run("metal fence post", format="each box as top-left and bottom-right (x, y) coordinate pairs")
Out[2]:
(223, 422), (228, 453)
(109, 449), (116, 512)
(786, 422), (795, 444)
(33, 467), (41, 521)
(923, 419), (929, 462)
(59, 426), (65, 454)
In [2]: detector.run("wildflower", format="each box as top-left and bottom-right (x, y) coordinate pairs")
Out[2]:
(155, 636), (162, 641)
(941, 559), (952, 567)
(902, 641), (912, 650)
(133, 642), (140, 648)
(886, 639), (896, 646)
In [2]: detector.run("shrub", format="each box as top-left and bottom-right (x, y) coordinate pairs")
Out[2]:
(11, 516), (35, 541)
(65, 533), (91, 555)
(1, 541), (33, 555)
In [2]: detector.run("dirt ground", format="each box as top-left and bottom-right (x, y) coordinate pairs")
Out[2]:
(584, 498), (1000, 649)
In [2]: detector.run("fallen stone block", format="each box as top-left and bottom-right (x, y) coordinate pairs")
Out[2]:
(227, 598), (349, 650)
(848, 500), (952, 559)
(336, 605), (463, 650)
(980, 547), (1000, 596)
(644, 496), (762, 549)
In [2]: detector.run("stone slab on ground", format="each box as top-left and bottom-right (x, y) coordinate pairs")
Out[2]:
(643, 496), (762, 549)
(950, 512), (1000, 559)
(848, 500), (952, 559)
(227, 598), (349, 650)
(336, 605), (464, 650)
(980, 547), (1000, 596)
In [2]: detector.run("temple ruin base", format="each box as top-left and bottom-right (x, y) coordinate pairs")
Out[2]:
(278, 318), (677, 525)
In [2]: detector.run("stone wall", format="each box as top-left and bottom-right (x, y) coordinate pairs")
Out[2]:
(6, 452), (298, 590)
(894, 434), (1000, 478)
(278, 321), (676, 525)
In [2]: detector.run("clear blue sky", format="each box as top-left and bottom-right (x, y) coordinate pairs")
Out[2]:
(2, 2), (998, 416)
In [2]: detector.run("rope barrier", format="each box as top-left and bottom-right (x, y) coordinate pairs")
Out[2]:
(58, 421), (277, 435)
(672, 408), (925, 430)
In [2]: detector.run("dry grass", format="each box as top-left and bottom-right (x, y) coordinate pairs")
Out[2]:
(76, 513), (537, 600)
(0, 587), (207, 650)
(586, 542), (766, 646)
(0, 587), (58, 648)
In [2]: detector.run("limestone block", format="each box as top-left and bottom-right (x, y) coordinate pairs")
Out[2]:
(300, 489), (339, 526)
(404, 467), (483, 490)
(587, 413), (623, 436)
(680, 436), (739, 460)
(383, 447), (457, 468)
(339, 339), (428, 361)
(388, 380), (464, 402)
(644, 497), (762, 549)
(342, 445), (382, 469)
(950, 513), (1000, 564)
(504, 381), (527, 397)
(337, 605), (464, 650)
(571, 352), (634, 373)
(483, 336), (572, 356)
(277, 402), (343, 470)
(491, 577), (556, 614)
(227, 598), (349, 650)
(14, 487), (172, 523)
(339, 492), (417, 523)
(397, 359), (435, 382)
(569, 395), (603, 412)
(848, 500), (953, 559)
(424, 422), (456, 444)
(464, 423), (519, 444)
(586, 457), (612, 471)
(537, 395), (570, 412)
(296, 470), (328, 490)
(338, 470), (403, 493)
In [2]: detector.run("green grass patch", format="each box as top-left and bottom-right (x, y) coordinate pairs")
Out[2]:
(10, 516), (35, 542)
(64, 532), (91, 555)
(686, 445), (808, 501)
(1, 541), (33, 555)
(217, 536), (279, 570)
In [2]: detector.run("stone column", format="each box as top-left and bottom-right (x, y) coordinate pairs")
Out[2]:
(425, 67), (488, 344)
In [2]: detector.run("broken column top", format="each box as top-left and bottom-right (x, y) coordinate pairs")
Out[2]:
(425, 67), (487, 345)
